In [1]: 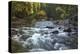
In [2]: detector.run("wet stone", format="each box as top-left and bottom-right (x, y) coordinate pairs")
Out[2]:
(51, 30), (59, 34)
(20, 35), (30, 41)
(63, 28), (72, 32)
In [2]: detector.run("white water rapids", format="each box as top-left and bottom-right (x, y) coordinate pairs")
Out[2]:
(11, 21), (77, 52)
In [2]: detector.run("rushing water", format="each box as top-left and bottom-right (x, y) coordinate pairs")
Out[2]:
(11, 21), (77, 52)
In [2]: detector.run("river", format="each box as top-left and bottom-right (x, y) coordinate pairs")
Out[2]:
(11, 21), (78, 52)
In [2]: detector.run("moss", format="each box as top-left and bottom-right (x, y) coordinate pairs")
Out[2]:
(11, 40), (29, 53)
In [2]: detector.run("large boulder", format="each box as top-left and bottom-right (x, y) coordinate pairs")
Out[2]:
(35, 21), (55, 28)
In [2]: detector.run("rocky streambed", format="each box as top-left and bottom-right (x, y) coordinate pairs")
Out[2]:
(11, 20), (78, 52)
